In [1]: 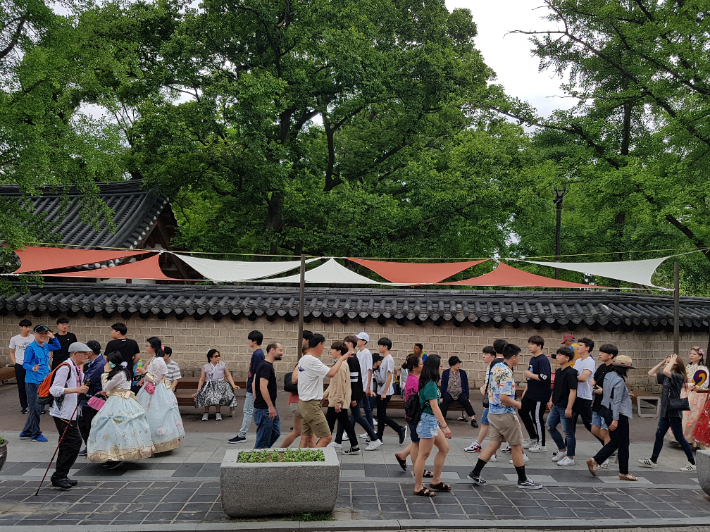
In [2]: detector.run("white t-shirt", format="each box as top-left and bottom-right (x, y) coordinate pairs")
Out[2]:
(297, 354), (330, 401)
(9, 334), (35, 365)
(357, 348), (373, 392)
(376, 354), (395, 396)
(575, 355), (596, 400)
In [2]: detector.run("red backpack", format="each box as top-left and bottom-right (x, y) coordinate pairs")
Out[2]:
(37, 362), (71, 405)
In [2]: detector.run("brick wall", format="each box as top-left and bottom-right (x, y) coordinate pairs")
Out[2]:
(1, 314), (706, 393)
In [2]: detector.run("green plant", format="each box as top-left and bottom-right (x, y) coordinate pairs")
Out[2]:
(237, 449), (325, 464)
(0, 436), (5, 445)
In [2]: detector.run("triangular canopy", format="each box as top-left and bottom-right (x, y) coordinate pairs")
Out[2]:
(348, 258), (487, 284)
(44, 253), (179, 281)
(173, 254), (318, 282)
(13, 246), (148, 273)
(260, 258), (383, 284)
(444, 262), (595, 288)
(518, 256), (670, 287)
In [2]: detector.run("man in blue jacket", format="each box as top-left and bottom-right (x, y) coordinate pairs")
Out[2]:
(78, 340), (105, 456)
(21, 325), (61, 442)
(441, 356), (478, 428)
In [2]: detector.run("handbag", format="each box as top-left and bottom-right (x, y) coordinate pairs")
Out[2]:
(87, 396), (106, 411)
(144, 381), (156, 395)
(284, 372), (299, 394)
(668, 397), (690, 412)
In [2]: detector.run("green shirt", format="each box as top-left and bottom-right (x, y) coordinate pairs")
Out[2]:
(419, 380), (440, 415)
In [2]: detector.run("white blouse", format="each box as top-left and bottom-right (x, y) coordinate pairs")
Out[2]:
(146, 357), (167, 382)
(103, 372), (131, 392)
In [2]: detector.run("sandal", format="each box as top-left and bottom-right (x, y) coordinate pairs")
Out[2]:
(429, 482), (452, 491)
(619, 473), (638, 481)
(412, 470), (435, 478)
(414, 487), (436, 497)
(395, 454), (407, 472)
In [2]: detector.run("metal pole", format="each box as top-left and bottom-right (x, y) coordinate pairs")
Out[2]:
(674, 262), (680, 355)
(553, 189), (565, 280)
(297, 253), (306, 359)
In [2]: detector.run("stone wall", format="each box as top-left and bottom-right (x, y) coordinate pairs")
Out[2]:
(1, 314), (706, 392)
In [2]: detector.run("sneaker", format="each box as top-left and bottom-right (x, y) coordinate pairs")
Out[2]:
(600, 459), (609, 470)
(680, 463), (697, 472)
(500, 443), (511, 453)
(215, 413), (222, 421)
(510, 454), (529, 464)
(551, 451), (567, 462)
(107, 460), (125, 470)
(528, 443), (546, 453)
(374, 420), (378, 426)
(467, 473), (487, 486)
(557, 456), (575, 466)
(490, 454), (497, 462)
(398, 426), (407, 445)
(470, 418), (478, 428)
(457, 413), (469, 421)
(343, 447), (361, 455)
(342, 433), (349, 441)
(365, 439), (383, 451)
(202, 413), (209, 421)
(638, 458), (657, 468)
(32, 435), (48, 442)
(19, 431), (31, 439)
(228, 435), (247, 444)
(359, 433), (369, 439)
(78, 448), (87, 457)
(21, 408), (28, 414)
(327, 441), (342, 449)
(517, 477), (543, 490)
(522, 439), (536, 449)
(464, 442), (481, 453)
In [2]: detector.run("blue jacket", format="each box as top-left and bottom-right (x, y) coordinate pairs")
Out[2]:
(80, 354), (105, 406)
(23, 338), (61, 384)
(441, 368), (470, 400)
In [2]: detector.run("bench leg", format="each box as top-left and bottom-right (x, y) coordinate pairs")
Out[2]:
(636, 397), (660, 418)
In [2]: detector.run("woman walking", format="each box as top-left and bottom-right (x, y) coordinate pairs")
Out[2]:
(193, 349), (240, 421)
(87, 352), (154, 468)
(323, 342), (361, 454)
(683, 347), (709, 448)
(136, 337), (185, 453)
(413, 354), (452, 497)
(639, 354), (696, 471)
(586, 355), (637, 481)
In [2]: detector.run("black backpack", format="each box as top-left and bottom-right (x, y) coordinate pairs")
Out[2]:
(283, 372), (299, 394)
(405, 393), (422, 426)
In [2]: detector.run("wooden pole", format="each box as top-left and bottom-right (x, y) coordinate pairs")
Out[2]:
(674, 262), (680, 355)
(297, 253), (306, 359)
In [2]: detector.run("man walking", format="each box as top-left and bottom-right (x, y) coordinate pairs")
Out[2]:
(230, 330), (264, 443)
(467, 344), (542, 489)
(546, 347), (579, 465)
(105, 323), (140, 371)
(49, 342), (91, 489)
(572, 338), (598, 441)
(78, 340), (104, 456)
(356, 332), (376, 435)
(590, 343), (618, 466)
(20, 325), (61, 442)
(253, 342), (283, 449)
(50, 318), (77, 370)
(370, 337), (407, 449)
(9, 319), (34, 414)
(520, 335), (551, 453)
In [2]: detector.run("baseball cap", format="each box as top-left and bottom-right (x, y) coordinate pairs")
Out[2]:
(33, 325), (51, 334)
(356, 332), (369, 342)
(613, 355), (634, 368)
(68, 342), (93, 353)
(561, 334), (575, 344)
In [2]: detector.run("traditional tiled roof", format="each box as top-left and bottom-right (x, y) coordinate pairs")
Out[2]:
(1, 180), (170, 249)
(2, 284), (709, 332)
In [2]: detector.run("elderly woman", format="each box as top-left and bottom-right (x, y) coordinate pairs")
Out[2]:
(440, 356), (478, 427)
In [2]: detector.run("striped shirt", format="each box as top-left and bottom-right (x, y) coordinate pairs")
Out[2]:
(165, 360), (182, 384)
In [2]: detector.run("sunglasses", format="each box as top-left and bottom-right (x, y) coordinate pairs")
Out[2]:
(212, 354), (221, 358)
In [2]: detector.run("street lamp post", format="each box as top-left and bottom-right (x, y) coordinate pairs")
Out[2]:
(553, 186), (569, 280)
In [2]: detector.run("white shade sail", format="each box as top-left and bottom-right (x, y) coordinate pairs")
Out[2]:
(518, 256), (671, 287)
(173, 254), (318, 282)
(259, 258), (384, 284)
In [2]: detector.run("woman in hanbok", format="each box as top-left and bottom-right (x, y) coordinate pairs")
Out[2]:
(683, 346), (709, 448)
(193, 349), (239, 421)
(87, 351), (154, 468)
(136, 337), (185, 453)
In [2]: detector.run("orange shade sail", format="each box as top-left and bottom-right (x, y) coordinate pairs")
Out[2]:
(13, 246), (148, 273)
(43, 253), (179, 281)
(348, 258), (487, 284)
(444, 262), (595, 288)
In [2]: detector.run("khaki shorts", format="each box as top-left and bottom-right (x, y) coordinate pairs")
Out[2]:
(487, 412), (524, 446)
(290, 401), (301, 418)
(299, 400), (330, 438)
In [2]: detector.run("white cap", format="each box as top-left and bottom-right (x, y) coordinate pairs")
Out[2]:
(356, 332), (369, 342)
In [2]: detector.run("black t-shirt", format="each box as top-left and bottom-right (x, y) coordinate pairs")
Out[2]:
(254, 360), (277, 409)
(592, 363), (615, 412)
(552, 366), (578, 408)
(347, 355), (364, 401)
(658, 372), (684, 418)
(525, 354), (552, 402)
(51, 332), (78, 369)
(105, 338), (141, 366)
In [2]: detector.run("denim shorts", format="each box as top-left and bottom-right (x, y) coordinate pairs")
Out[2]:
(591, 411), (608, 430)
(480, 407), (489, 426)
(416, 412), (440, 439)
(407, 418), (420, 444)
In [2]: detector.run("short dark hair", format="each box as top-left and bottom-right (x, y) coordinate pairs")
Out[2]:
(207, 349), (220, 361)
(482, 346), (495, 356)
(86, 340), (101, 354)
(578, 337), (595, 352)
(331, 341), (348, 356)
(302, 330), (314, 341)
(19, 319), (32, 327)
(343, 335), (358, 348)
(414, 343), (424, 350)
(493, 339), (508, 355)
(598, 344), (618, 357)
(266, 342), (279, 354)
(556, 346), (574, 360)
(248, 330), (263, 345)
(56, 318), (69, 325)
(378, 337), (392, 350)
(528, 335), (544, 348)
(309, 333), (326, 348)
(503, 343), (521, 360)
(111, 323), (128, 335)
(163, 346), (172, 355)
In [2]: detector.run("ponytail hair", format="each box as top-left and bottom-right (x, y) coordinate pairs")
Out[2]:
(146, 336), (165, 358)
(107, 351), (131, 382)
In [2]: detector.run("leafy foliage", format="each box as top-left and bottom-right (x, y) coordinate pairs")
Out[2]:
(237, 448), (325, 463)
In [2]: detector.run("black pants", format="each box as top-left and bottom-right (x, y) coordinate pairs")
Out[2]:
(520, 396), (546, 446)
(593, 415), (630, 474)
(573, 398), (594, 432)
(440, 395), (475, 419)
(652, 416), (695, 464)
(376, 395), (402, 441)
(52, 416), (82, 481)
(336, 401), (377, 443)
(325, 407), (358, 448)
(78, 406), (98, 446)
(14, 364), (27, 409)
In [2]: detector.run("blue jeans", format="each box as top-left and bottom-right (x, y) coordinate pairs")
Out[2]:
(652, 416), (695, 464)
(254, 408), (280, 449)
(546, 404), (576, 457)
(361, 395), (376, 432)
(22, 382), (42, 438)
(238, 392), (255, 438)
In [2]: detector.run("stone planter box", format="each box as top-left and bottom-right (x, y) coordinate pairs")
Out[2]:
(220, 447), (340, 518)
(697, 450), (710, 497)
(0, 441), (7, 472)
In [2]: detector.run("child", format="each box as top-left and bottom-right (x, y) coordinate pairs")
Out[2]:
(464, 346), (498, 461)
(164, 346), (182, 391)
(193, 349), (240, 421)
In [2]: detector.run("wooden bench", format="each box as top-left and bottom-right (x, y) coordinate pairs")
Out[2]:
(632, 390), (661, 418)
(0, 366), (16, 384)
(173, 376), (247, 416)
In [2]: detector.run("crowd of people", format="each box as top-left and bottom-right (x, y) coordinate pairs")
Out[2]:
(8, 319), (709, 495)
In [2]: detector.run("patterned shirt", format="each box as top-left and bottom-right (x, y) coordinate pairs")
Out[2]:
(488, 361), (516, 414)
(165, 360), (182, 383)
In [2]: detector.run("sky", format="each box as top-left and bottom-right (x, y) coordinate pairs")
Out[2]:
(446, 0), (577, 117)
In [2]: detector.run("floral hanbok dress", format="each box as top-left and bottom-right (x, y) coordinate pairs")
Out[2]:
(683, 363), (709, 448)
